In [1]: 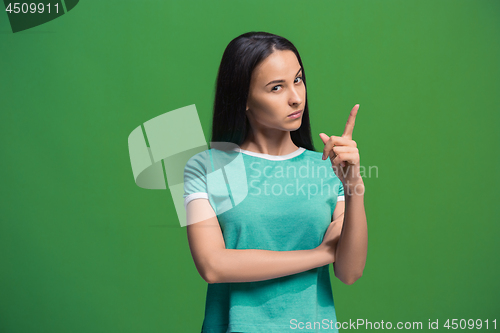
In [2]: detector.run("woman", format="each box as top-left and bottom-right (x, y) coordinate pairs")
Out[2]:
(183, 31), (367, 333)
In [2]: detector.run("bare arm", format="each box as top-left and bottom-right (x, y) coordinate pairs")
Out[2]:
(314, 200), (345, 264)
(333, 180), (367, 285)
(186, 198), (334, 284)
(319, 104), (368, 285)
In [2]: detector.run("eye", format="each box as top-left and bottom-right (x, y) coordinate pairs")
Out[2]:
(272, 85), (282, 92)
(295, 76), (303, 83)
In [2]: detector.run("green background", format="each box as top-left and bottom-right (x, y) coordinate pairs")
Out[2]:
(1, 0), (499, 332)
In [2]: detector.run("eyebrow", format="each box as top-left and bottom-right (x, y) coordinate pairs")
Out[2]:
(265, 67), (303, 87)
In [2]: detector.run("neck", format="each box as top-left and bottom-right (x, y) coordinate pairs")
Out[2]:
(240, 129), (299, 156)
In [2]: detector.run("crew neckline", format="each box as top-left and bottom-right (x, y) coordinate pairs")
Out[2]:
(232, 147), (306, 161)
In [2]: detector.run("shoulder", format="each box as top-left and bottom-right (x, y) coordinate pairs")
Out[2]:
(183, 149), (212, 179)
(185, 149), (210, 167)
(184, 148), (238, 174)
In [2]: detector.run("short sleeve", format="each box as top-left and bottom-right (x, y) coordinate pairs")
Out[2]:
(183, 151), (209, 210)
(337, 181), (345, 202)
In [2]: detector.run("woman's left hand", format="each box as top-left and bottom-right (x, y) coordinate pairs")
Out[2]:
(319, 104), (363, 190)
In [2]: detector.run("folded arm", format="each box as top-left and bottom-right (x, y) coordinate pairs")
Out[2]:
(186, 198), (334, 284)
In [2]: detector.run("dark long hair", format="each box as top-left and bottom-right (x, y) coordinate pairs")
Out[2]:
(210, 31), (316, 151)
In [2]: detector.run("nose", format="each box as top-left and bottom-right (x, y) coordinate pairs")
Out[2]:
(289, 85), (304, 107)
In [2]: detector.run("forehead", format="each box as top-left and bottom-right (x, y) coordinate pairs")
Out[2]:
(251, 50), (301, 82)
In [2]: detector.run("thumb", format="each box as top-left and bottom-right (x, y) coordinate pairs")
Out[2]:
(319, 133), (329, 144)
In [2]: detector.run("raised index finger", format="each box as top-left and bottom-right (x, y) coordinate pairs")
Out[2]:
(342, 104), (359, 139)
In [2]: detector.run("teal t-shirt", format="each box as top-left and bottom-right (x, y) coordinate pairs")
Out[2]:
(183, 146), (345, 333)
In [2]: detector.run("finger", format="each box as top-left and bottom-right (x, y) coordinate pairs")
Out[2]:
(327, 135), (355, 147)
(329, 148), (336, 161)
(331, 146), (356, 166)
(321, 135), (355, 160)
(332, 146), (357, 154)
(331, 152), (359, 166)
(342, 104), (359, 139)
(320, 133), (334, 160)
(319, 133), (330, 145)
(319, 133), (332, 160)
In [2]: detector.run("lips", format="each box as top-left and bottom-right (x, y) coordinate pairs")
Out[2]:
(287, 109), (303, 117)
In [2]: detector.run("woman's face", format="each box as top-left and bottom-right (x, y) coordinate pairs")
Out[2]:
(246, 49), (306, 133)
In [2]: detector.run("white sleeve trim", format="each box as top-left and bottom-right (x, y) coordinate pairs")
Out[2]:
(337, 195), (345, 202)
(184, 192), (209, 210)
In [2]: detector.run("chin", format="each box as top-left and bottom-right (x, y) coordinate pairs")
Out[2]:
(287, 121), (302, 132)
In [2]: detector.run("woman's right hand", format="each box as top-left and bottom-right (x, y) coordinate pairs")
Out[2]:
(316, 218), (343, 263)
